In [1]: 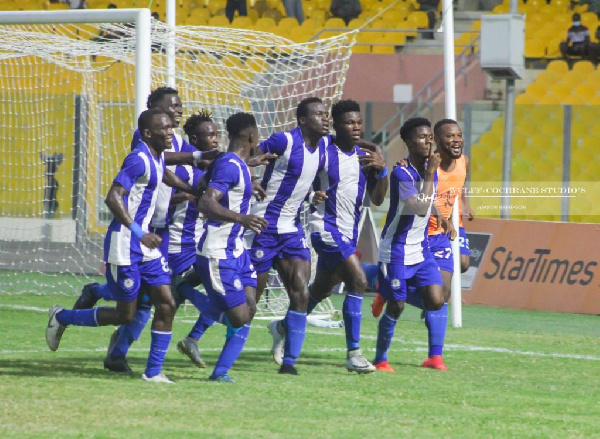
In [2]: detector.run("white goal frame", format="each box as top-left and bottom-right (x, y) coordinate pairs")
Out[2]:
(0, 8), (152, 118)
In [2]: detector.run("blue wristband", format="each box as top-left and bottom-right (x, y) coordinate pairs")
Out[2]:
(377, 167), (388, 178)
(129, 222), (146, 240)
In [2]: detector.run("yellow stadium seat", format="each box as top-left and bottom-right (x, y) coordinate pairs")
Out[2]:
(535, 70), (561, 87)
(573, 60), (595, 73)
(407, 11), (429, 29)
(347, 18), (367, 29)
(551, 0), (570, 11)
(525, 39), (546, 58)
(575, 82), (598, 98)
(547, 60), (569, 75)
(525, 82), (548, 100)
(516, 93), (539, 104)
(492, 4), (509, 13)
(278, 17), (300, 29)
(539, 93), (563, 104)
(207, 0), (226, 15)
(381, 31), (407, 46)
(255, 17), (276, 30)
(565, 93), (590, 105)
(550, 82), (573, 101)
(231, 16), (253, 29)
(581, 11), (599, 28)
(208, 15), (230, 27)
(324, 17), (347, 29)
(562, 70), (587, 84)
(545, 37), (563, 58)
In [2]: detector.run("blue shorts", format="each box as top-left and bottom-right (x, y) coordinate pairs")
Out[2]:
(428, 233), (454, 274)
(106, 256), (171, 303)
(311, 232), (356, 271)
(168, 247), (196, 277)
(247, 231), (311, 274)
(196, 251), (257, 311)
(459, 227), (470, 256)
(378, 255), (442, 302)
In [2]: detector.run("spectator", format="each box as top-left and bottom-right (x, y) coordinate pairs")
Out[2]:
(560, 13), (595, 62)
(282, 0), (304, 24)
(225, 0), (247, 23)
(417, 0), (440, 40)
(330, 0), (362, 25)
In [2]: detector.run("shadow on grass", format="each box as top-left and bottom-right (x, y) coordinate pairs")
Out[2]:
(0, 357), (141, 380)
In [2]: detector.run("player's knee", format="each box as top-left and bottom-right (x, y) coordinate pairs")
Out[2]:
(425, 295), (445, 311)
(385, 300), (403, 319)
(460, 256), (470, 273)
(347, 274), (368, 294)
(116, 308), (135, 325)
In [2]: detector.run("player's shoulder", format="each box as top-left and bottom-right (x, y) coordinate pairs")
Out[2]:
(392, 162), (414, 179)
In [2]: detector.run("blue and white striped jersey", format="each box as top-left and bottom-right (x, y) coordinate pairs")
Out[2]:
(378, 159), (438, 265)
(104, 141), (165, 265)
(197, 153), (252, 259)
(250, 127), (329, 234)
(168, 164), (204, 258)
(131, 130), (194, 228)
(309, 143), (368, 244)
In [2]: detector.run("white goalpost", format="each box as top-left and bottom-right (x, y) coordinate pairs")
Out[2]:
(0, 9), (355, 320)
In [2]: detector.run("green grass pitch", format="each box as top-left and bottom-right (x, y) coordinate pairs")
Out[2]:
(0, 287), (598, 438)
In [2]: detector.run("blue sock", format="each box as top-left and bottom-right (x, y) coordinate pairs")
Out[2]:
(95, 283), (114, 301)
(361, 263), (379, 291)
(144, 330), (171, 378)
(424, 303), (448, 357)
(406, 287), (424, 309)
(178, 282), (209, 311)
(306, 294), (321, 315)
(282, 310), (307, 366)
(56, 308), (99, 327)
(343, 292), (363, 350)
(211, 323), (250, 379)
(110, 305), (152, 359)
(374, 312), (397, 364)
(188, 314), (215, 340)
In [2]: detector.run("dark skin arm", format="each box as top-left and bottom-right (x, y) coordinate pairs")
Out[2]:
(197, 187), (268, 234)
(403, 147), (441, 217)
(164, 149), (220, 167)
(359, 145), (388, 206)
(163, 168), (197, 195)
(104, 183), (161, 249)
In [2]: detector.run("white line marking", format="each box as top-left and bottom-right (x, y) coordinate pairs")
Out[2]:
(1, 304), (598, 361)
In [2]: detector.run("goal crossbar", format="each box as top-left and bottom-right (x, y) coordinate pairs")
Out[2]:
(0, 9), (152, 117)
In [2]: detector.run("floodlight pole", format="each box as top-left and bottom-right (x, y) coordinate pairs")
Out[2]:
(0, 9), (152, 118)
(442, 0), (462, 328)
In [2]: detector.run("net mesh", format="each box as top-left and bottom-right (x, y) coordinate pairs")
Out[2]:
(0, 18), (354, 318)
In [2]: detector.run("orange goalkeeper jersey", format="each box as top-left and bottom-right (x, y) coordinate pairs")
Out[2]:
(428, 154), (467, 235)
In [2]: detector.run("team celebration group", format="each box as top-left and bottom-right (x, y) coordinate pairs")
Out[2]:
(45, 86), (473, 383)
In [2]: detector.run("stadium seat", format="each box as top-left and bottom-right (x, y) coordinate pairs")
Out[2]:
(406, 11), (429, 29)
(323, 17), (347, 29)
(255, 17), (277, 31)
(546, 37), (563, 58)
(535, 70), (561, 87)
(525, 39), (546, 58)
(231, 16), (253, 29)
(208, 15), (231, 28)
(538, 93), (563, 104)
(549, 82), (573, 102)
(515, 93), (539, 104)
(547, 60), (569, 75)
(525, 82), (548, 100)
(573, 60), (595, 73)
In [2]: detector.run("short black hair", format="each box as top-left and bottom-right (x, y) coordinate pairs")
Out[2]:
(433, 118), (458, 137)
(138, 108), (167, 134)
(296, 97), (323, 123)
(226, 112), (257, 137)
(183, 109), (214, 137)
(400, 117), (431, 142)
(146, 86), (178, 109)
(573, 13), (581, 21)
(331, 99), (360, 122)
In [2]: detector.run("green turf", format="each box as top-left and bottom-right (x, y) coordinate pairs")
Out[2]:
(0, 292), (598, 438)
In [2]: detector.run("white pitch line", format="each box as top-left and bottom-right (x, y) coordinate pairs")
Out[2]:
(2, 304), (598, 362)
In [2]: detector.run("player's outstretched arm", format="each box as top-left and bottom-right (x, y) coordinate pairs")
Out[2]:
(198, 187), (267, 234)
(164, 149), (220, 168)
(104, 183), (161, 249)
(163, 168), (197, 195)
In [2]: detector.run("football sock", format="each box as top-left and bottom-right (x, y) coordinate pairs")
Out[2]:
(406, 287), (424, 309)
(343, 292), (362, 350)
(144, 330), (171, 378)
(110, 304), (152, 358)
(211, 323), (250, 379)
(188, 314), (215, 341)
(95, 283), (114, 301)
(424, 303), (448, 357)
(306, 294), (322, 315)
(374, 312), (397, 364)
(282, 310), (307, 366)
(56, 308), (99, 327)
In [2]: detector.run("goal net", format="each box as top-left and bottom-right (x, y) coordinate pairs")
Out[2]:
(0, 13), (355, 319)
